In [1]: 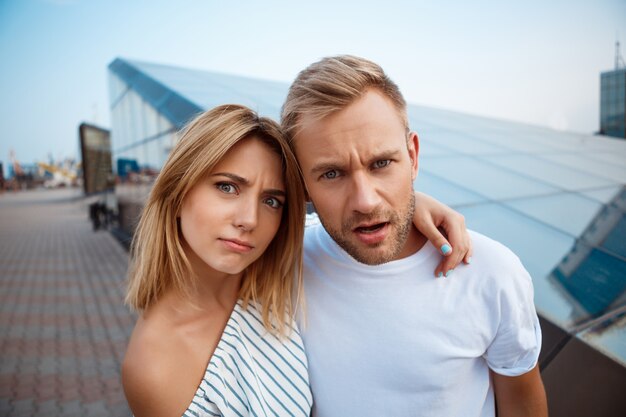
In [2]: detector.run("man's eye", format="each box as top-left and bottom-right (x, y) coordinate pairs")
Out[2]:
(322, 170), (338, 180)
(264, 197), (283, 209)
(373, 160), (391, 169)
(217, 183), (237, 194)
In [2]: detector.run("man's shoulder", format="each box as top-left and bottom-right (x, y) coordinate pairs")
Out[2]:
(465, 230), (532, 291)
(468, 230), (524, 268)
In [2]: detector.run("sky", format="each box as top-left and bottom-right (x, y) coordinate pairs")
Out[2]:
(0, 0), (625, 173)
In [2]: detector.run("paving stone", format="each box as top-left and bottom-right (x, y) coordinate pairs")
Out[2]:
(35, 399), (60, 414)
(108, 402), (133, 417)
(11, 398), (36, 414)
(0, 189), (133, 417)
(0, 398), (11, 413)
(58, 399), (82, 415)
(82, 399), (109, 417)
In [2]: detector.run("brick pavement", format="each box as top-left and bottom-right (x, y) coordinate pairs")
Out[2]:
(0, 188), (135, 416)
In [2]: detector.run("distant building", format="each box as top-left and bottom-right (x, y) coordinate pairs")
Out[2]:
(600, 67), (626, 138)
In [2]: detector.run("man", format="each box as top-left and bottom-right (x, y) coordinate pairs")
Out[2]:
(281, 56), (548, 416)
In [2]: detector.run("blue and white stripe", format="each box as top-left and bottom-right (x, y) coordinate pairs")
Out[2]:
(184, 301), (312, 417)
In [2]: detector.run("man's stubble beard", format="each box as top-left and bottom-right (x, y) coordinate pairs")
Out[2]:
(317, 191), (416, 265)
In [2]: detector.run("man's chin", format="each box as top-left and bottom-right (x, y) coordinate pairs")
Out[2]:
(342, 242), (397, 266)
(321, 219), (402, 265)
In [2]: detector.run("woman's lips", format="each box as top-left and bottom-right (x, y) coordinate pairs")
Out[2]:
(220, 238), (254, 253)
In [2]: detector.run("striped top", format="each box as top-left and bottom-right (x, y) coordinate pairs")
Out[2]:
(184, 301), (313, 417)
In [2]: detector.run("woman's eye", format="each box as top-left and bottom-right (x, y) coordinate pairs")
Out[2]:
(217, 183), (237, 194)
(322, 170), (338, 180)
(264, 197), (283, 209)
(373, 160), (391, 169)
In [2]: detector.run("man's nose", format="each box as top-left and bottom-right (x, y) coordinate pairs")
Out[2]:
(349, 172), (382, 214)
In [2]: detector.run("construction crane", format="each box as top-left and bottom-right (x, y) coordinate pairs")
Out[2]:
(9, 149), (24, 177)
(37, 161), (78, 188)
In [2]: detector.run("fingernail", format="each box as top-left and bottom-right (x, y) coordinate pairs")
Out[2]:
(441, 244), (452, 255)
(445, 269), (454, 277)
(466, 257), (472, 264)
(437, 272), (443, 278)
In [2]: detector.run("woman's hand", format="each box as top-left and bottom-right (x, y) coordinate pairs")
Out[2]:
(413, 192), (473, 277)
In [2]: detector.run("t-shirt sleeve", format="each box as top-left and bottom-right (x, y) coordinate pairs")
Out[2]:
(484, 258), (542, 377)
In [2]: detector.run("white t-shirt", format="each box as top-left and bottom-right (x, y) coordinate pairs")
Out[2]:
(300, 223), (541, 417)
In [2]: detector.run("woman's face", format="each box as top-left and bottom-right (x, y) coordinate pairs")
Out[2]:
(179, 136), (285, 278)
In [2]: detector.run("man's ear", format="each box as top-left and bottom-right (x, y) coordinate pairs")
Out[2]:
(407, 131), (419, 180)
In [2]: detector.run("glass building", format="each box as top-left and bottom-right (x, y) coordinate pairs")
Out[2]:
(109, 58), (626, 416)
(600, 67), (626, 138)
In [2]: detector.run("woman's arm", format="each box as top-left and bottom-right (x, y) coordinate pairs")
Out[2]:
(413, 192), (473, 277)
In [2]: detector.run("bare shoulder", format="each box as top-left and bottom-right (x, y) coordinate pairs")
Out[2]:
(122, 312), (198, 417)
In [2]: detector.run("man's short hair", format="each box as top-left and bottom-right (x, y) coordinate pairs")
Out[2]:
(281, 55), (408, 144)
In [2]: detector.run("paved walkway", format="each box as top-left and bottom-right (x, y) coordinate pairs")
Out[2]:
(0, 188), (134, 416)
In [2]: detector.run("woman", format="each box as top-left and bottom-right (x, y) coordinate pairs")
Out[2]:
(123, 104), (309, 417)
(122, 104), (470, 417)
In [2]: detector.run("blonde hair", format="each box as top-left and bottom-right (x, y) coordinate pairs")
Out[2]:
(281, 55), (408, 143)
(126, 104), (306, 335)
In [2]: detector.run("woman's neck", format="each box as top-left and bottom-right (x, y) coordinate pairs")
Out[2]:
(181, 239), (244, 310)
(189, 268), (242, 310)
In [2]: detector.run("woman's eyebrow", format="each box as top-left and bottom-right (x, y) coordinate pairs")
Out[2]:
(213, 172), (286, 197)
(211, 172), (248, 185)
(265, 189), (286, 198)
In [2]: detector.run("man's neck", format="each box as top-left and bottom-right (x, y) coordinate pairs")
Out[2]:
(393, 226), (428, 261)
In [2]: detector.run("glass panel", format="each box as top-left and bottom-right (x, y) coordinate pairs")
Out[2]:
(505, 193), (603, 237)
(414, 171), (486, 207)
(421, 156), (558, 200)
(419, 138), (457, 157)
(128, 90), (144, 142)
(550, 242), (626, 319)
(581, 186), (623, 204)
(131, 60), (287, 120)
(423, 130), (506, 155)
(540, 153), (626, 184)
(143, 99), (160, 139)
(602, 211), (626, 258)
(488, 155), (616, 191)
(588, 152), (626, 167)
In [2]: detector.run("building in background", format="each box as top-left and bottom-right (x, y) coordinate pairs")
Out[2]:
(599, 42), (626, 139)
(108, 57), (626, 416)
(600, 68), (626, 138)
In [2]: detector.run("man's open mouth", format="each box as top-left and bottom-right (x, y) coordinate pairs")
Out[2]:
(354, 222), (388, 234)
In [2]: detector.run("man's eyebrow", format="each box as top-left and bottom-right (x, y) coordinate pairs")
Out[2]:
(309, 150), (402, 175)
(212, 172), (286, 198)
(368, 150), (401, 163)
(310, 162), (341, 176)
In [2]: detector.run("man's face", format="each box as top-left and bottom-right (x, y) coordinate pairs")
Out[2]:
(293, 89), (422, 265)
